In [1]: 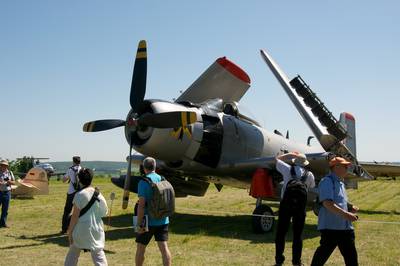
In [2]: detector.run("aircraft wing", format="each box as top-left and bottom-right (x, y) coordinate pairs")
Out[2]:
(360, 162), (400, 178)
(220, 156), (276, 170)
(260, 50), (327, 140)
(117, 154), (210, 197)
(111, 172), (210, 198)
(260, 50), (373, 180)
(175, 57), (251, 104)
(49, 172), (65, 177)
(220, 152), (331, 177)
(126, 153), (146, 165)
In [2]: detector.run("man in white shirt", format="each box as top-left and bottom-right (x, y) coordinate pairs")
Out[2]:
(0, 160), (15, 228)
(274, 152), (315, 266)
(61, 156), (82, 234)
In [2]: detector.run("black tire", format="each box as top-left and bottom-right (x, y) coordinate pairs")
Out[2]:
(252, 204), (274, 234)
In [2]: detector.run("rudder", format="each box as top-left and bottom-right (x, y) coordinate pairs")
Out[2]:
(339, 112), (357, 158)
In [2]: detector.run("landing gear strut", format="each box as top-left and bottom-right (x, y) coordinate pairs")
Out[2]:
(252, 198), (275, 233)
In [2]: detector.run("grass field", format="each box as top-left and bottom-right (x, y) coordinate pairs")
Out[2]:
(1, 178), (399, 265)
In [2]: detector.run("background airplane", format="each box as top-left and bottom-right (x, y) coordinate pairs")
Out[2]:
(83, 40), (400, 233)
(11, 167), (49, 198)
(14, 156), (64, 179)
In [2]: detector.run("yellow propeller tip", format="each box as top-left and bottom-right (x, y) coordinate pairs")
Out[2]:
(138, 40), (147, 49)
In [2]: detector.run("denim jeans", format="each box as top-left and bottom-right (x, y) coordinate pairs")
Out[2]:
(0, 190), (11, 226)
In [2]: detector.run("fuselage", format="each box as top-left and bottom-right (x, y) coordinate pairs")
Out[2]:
(127, 99), (328, 194)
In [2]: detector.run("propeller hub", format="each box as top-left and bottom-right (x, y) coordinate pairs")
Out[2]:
(125, 106), (154, 146)
(127, 118), (138, 127)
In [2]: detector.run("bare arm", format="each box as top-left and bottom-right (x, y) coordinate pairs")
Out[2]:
(62, 172), (70, 183)
(67, 205), (80, 245)
(63, 169), (74, 183)
(323, 200), (358, 222)
(137, 197), (146, 233)
(276, 152), (298, 162)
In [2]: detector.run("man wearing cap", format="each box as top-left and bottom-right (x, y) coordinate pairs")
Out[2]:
(274, 152), (315, 266)
(311, 157), (359, 266)
(0, 160), (15, 228)
(61, 156), (82, 234)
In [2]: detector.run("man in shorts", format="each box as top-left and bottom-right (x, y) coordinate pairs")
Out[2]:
(135, 157), (171, 266)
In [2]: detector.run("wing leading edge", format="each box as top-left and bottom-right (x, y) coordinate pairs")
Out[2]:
(260, 49), (373, 180)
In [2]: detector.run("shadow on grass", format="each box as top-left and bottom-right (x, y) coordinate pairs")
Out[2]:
(1, 232), (115, 254)
(106, 213), (132, 228)
(2, 211), (320, 250)
(105, 212), (320, 244)
(0, 232), (69, 250)
(11, 196), (35, 200)
(171, 212), (320, 243)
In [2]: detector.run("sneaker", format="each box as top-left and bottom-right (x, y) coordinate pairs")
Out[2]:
(2, 224), (10, 228)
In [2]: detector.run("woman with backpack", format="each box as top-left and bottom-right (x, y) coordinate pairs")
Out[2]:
(274, 152), (315, 266)
(64, 168), (109, 266)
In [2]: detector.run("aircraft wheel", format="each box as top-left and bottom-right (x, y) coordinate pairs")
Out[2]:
(252, 204), (274, 233)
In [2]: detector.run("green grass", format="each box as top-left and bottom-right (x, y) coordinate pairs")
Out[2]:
(1, 178), (400, 265)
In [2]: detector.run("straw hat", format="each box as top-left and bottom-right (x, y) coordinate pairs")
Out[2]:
(329, 157), (351, 167)
(291, 153), (309, 167)
(0, 159), (9, 166)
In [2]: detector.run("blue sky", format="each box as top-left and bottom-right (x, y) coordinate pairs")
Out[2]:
(1, 1), (399, 162)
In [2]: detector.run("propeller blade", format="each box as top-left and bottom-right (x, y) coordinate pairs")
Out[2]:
(122, 138), (134, 209)
(83, 119), (125, 132)
(130, 40), (147, 112)
(139, 111), (197, 128)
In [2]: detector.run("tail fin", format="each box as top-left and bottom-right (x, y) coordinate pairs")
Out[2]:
(339, 112), (357, 158)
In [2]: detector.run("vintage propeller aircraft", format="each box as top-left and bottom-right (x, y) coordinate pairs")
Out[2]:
(83, 40), (400, 233)
(15, 156), (63, 179)
(11, 168), (49, 198)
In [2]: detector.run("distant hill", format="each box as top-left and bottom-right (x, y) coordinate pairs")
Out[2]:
(51, 161), (127, 175)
